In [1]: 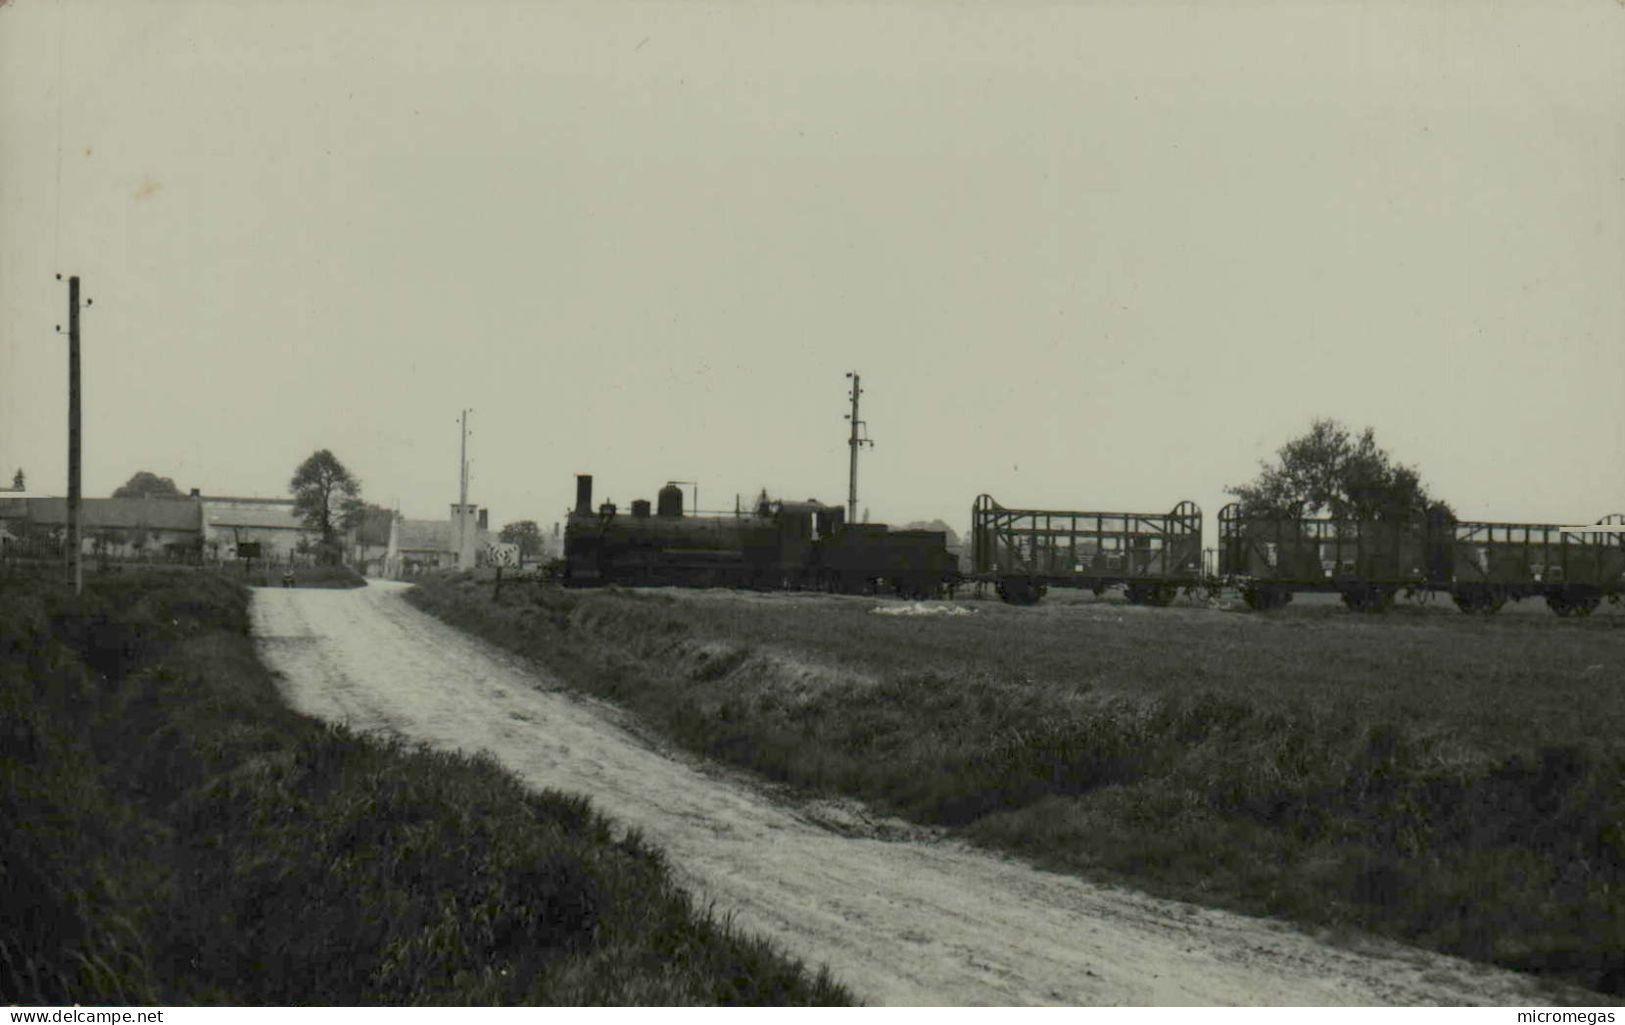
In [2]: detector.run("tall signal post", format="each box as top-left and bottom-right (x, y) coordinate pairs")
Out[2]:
(457, 408), (471, 567)
(56, 274), (90, 595)
(844, 372), (873, 524)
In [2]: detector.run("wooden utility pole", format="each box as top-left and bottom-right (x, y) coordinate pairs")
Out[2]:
(844, 372), (873, 524)
(58, 275), (87, 594)
(457, 408), (471, 568)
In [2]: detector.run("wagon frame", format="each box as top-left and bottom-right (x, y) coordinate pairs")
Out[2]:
(970, 493), (1203, 605)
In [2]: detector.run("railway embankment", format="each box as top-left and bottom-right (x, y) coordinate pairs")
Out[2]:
(0, 567), (849, 1005)
(407, 574), (1625, 999)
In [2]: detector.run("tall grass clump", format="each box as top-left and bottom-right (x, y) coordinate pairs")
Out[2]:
(0, 567), (848, 1005)
(406, 575), (1625, 997)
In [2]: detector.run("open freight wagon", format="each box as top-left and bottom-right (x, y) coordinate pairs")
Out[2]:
(970, 493), (1203, 605)
(1218, 503), (1625, 614)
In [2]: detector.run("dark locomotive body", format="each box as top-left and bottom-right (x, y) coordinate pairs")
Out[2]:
(563, 475), (958, 596)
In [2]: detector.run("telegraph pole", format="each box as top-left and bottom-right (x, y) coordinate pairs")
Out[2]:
(57, 275), (88, 595)
(844, 372), (873, 523)
(457, 408), (471, 568)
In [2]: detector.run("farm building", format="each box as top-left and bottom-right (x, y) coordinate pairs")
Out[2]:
(200, 495), (321, 563)
(385, 504), (491, 576)
(0, 495), (204, 559)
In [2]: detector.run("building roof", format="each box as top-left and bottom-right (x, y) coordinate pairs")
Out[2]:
(396, 519), (450, 552)
(200, 495), (299, 506)
(205, 505), (309, 531)
(0, 496), (202, 532)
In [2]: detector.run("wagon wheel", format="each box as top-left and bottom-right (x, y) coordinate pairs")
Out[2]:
(1457, 585), (1504, 614)
(1351, 585), (1396, 613)
(1575, 596), (1599, 618)
(1148, 583), (1176, 607)
(1546, 592), (1573, 617)
(1244, 584), (1285, 611)
(997, 579), (1041, 605)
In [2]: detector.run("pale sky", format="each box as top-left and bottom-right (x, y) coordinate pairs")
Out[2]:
(2, 0), (1621, 538)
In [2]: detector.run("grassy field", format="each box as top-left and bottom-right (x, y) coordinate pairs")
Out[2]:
(0, 567), (848, 1005)
(408, 576), (1625, 997)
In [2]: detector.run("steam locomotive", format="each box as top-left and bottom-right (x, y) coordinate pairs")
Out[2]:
(563, 470), (1624, 616)
(562, 475), (959, 597)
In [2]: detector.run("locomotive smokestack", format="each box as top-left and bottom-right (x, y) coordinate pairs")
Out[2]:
(658, 482), (684, 518)
(575, 475), (593, 516)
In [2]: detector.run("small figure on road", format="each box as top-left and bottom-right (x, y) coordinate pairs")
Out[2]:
(282, 568), (295, 588)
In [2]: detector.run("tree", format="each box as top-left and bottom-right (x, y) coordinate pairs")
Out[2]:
(113, 470), (183, 499)
(1227, 418), (1452, 521)
(498, 520), (543, 559)
(289, 450), (364, 562)
(354, 504), (397, 548)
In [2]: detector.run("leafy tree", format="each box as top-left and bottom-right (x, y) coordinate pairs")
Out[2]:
(1228, 418), (1452, 521)
(112, 470), (183, 499)
(498, 520), (543, 559)
(353, 504), (397, 548)
(289, 450), (364, 562)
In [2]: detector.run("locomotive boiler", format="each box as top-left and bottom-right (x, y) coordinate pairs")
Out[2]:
(562, 474), (959, 596)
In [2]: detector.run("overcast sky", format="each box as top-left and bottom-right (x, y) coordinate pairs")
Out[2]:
(2, 0), (1621, 536)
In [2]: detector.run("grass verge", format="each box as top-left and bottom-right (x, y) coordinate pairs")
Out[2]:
(218, 563), (369, 588)
(406, 575), (1625, 998)
(0, 567), (848, 1005)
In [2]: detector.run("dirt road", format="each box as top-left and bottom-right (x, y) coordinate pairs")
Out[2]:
(251, 582), (1548, 1006)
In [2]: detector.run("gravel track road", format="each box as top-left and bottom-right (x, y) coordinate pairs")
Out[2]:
(250, 581), (1550, 1006)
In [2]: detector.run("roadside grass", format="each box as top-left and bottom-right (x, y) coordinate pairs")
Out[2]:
(0, 567), (848, 1006)
(407, 575), (1625, 997)
(213, 563), (368, 588)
